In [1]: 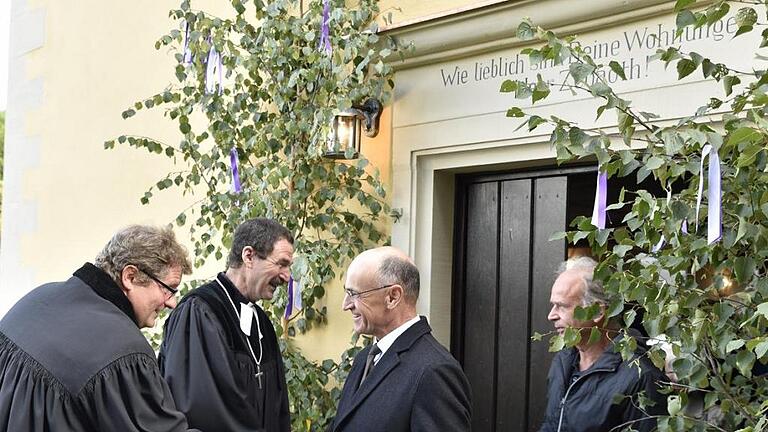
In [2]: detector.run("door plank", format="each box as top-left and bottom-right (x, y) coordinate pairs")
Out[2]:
(497, 179), (533, 431)
(528, 176), (568, 431)
(464, 181), (500, 432)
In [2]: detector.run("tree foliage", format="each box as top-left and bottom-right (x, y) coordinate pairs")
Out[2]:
(507, 1), (768, 430)
(106, 0), (398, 429)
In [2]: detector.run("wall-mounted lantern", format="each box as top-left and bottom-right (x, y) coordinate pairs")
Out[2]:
(324, 99), (382, 159)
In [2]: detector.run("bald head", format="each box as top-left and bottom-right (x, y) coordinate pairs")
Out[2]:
(348, 247), (420, 304)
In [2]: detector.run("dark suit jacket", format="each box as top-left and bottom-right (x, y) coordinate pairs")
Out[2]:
(330, 316), (472, 432)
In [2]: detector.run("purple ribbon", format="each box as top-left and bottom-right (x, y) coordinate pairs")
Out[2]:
(284, 275), (294, 319)
(182, 22), (193, 64)
(318, 0), (331, 54)
(591, 170), (607, 229)
(695, 145), (722, 244)
(229, 147), (242, 193)
(205, 38), (223, 95)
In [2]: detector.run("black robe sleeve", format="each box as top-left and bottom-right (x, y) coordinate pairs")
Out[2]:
(160, 297), (272, 432)
(82, 353), (199, 432)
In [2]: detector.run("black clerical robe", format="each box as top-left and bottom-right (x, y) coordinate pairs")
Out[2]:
(0, 263), (196, 432)
(159, 273), (291, 432)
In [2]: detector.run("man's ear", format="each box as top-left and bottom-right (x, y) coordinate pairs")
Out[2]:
(386, 284), (404, 309)
(120, 265), (139, 293)
(594, 303), (607, 327)
(241, 246), (255, 267)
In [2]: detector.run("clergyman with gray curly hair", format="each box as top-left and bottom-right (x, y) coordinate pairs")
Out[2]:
(0, 224), (200, 432)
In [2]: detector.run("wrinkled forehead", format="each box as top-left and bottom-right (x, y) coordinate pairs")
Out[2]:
(269, 238), (295, 258)
(552, 269), (588, 299)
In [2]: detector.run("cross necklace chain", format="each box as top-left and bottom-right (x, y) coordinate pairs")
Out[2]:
(216, 277), (265, 389)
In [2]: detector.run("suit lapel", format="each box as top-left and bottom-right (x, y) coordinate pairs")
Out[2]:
(334, 317), (432, 429)
(336, 346), (368, 419)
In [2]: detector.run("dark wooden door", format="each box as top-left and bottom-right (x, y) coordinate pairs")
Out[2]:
(452, 167), (594, 432)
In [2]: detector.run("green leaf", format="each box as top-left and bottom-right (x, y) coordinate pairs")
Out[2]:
(624, 309), (637, 327)
(735, 350), (755, 378)
(614, 244), (633, 257)
(549, 335), (565, 352)
(735, 7), (757, 28)
(506, 107), (525, 118)
(589, 82), (612, 97)
(706, 3), (729, 26)
(500, 80), (518, 93)
(587, 327), (602, 345)
(608, 61), (626, 80)
(548, 231), (567, 241)
(735, 25), (753, 38)
(517, 21), (534, 40)
(569, 62), (595, 83)
(757, 302), (768, 319)
(527, 115), (547, 131)
(563, 327), (581, 347)
(645, 156), (664, 170)
(674, 0), (696, 12)
(726, 339), (745, 353)
(755, 341), (768, 359)
(676, 10), (697, 29)
(668, 395), (682, 416)
(532, 76), (550, 104)
(723, 75), (741, 96)
(727, 127), (761, 147)
(677, 58), (697, 79)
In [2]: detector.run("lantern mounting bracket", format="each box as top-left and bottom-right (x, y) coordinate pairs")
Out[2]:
(352, 99), (382, 138)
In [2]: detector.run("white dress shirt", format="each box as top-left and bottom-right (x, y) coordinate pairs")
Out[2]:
(373, 315), (421, 365)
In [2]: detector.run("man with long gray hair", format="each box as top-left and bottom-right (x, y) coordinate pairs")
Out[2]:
(538, 256), (667, 432)
(0, 225), (199, 431)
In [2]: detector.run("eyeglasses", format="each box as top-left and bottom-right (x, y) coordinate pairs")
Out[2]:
(343, 283), (396, 299)
(136, 266), (178, 298)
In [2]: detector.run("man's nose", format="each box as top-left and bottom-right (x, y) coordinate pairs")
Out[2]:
(165, 295), (178, 309)
(547, 306), (556, 322)
(280, 267), (291, 282)
(342, 293), (353, 311)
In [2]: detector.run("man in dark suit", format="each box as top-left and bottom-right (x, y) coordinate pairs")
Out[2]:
(330, 247), (472, 432)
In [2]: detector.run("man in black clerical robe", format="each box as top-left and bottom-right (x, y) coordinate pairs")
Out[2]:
(160, 218), (293, 432)
(0, 225), (199, 432)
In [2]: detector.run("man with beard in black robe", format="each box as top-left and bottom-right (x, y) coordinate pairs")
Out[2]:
(159, 218), (293, 432)
(0, 225), (199, 431)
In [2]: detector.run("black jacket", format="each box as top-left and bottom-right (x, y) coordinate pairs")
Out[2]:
(159, 273), (290, 432)
(539, 337), (667, 432)
(330, 316), (472, 432)
(0, 263), (197, 432)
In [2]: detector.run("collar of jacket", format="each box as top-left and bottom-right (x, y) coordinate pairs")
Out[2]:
(558, 332), (640, 375)
(73, 262), (138, 326)
(385, 315), (431, 355)
(215, 272), (251, 306)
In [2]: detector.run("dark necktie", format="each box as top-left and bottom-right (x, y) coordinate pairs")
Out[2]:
(360, 344), (381, 385)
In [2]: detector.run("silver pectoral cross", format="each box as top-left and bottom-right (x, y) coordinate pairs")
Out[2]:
(254, 364), (264, 389)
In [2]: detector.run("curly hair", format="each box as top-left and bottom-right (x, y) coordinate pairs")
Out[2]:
(94, 225), (192, 286)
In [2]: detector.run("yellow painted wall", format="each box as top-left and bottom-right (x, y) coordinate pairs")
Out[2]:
(379, 0), (500, 27)
(2, 0), (435, 364)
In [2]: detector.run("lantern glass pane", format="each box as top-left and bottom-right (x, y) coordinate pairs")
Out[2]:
(325, 111), (361, 159)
